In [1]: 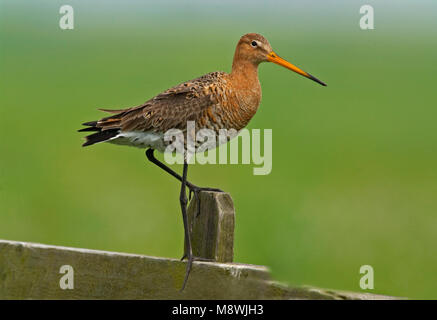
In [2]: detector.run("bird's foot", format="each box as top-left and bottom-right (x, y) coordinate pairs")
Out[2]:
(188, 186), (224, 200)
(180, 253), (214, 262)
(187, 185), (224, 217)
(179, 253), (214, 291)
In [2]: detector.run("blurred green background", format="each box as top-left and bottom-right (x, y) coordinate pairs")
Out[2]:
(1, 0), (436, 299)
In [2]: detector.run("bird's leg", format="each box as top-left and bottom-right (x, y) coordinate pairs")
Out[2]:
(179, 160), (216, 290)
(179, 160), (193, 291)
(145, 149), (223, 217)
(145, 149), (221, 263)
(146, 148), (187, 185)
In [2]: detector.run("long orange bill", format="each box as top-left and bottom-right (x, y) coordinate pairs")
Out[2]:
(268, 51), (327, 86)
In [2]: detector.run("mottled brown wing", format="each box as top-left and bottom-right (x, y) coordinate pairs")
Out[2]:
(96, 72), (225, 133)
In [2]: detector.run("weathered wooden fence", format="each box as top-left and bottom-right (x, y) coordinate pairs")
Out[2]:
(0, 191), (398, 299)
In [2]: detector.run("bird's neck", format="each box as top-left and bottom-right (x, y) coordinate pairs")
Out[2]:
(229, 59), (261, 105)
(227, 59), (262, 130)
(230, 59), (260, 87)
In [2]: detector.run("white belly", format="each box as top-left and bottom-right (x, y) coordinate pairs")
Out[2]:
(109, 131), (167, 152)
(108, 129), (236, 154)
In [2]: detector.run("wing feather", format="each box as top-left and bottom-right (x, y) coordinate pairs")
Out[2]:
(91, 72), (226, 133)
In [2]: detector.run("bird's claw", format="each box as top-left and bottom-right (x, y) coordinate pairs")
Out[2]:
(187, 186), (224, 217)
(180, 253), (214, 262)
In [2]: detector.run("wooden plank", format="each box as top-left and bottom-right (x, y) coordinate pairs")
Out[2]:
(187, 191), (235, 262)
(0, 240), (399, 299)
(0, 239), (270, 299)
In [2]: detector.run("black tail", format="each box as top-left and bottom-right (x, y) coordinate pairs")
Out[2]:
(79, 121), (119, 147)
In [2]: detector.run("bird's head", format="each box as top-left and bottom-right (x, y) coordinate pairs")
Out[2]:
(234, 33), (326, 86)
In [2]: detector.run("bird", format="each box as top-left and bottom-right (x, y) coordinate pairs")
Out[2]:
(79, 33), (326, 291)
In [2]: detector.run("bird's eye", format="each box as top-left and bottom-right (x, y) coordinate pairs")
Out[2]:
(251, 41), (258, 48)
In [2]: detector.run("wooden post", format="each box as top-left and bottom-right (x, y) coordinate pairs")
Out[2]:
(187, 191), (235, 262)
